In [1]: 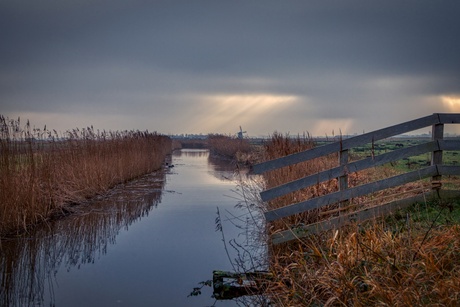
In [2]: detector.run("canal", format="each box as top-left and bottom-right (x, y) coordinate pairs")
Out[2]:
(0, 149), (265, 306)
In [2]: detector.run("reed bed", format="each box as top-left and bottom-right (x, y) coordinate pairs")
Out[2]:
(0, 115), (171, 236)
(259, 133), (460, 306)
(207, 134), (251, 161)
(263, 133), (339, 229)
(262, 134), (432, 230)
(1, 171), (165, 307)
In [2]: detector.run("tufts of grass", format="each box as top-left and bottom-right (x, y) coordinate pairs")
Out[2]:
(265, 208), (460, 306)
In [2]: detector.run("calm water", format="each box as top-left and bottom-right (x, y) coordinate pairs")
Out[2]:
(0, 149), (264, 307)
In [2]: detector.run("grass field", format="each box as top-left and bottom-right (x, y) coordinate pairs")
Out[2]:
(351, 138), (460, 170)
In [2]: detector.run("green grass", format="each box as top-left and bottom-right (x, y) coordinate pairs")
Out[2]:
(349, 138), (460, 172)
(382, 199), (460, 240)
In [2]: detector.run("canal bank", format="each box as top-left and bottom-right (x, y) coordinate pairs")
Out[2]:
(0, 149), (264, 306)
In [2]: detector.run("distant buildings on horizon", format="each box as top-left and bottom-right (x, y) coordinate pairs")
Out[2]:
(169, 132), (460, 140)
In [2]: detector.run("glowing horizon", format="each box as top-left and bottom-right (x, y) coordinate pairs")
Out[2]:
(441, 95), (460, 111)
(190, 93), (299, 133)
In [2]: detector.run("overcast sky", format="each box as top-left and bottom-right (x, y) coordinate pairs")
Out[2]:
(2, 1), (460, 137)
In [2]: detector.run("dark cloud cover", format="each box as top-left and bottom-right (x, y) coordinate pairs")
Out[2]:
(1, 0), (460, 135)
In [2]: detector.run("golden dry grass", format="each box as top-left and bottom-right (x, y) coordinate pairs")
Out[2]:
(207, 134), (251, 160)
(0, 115), (171, 236)
(266, 222), (460, 306)
(258, 133), (460, 306)
(263, 133), (339, 228)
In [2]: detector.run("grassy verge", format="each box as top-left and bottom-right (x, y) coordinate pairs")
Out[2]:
(258, 134), (460, 306)
(0, 115), (171, 237)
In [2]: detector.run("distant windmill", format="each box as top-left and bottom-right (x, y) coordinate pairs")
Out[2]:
(237, 126), (247, 139)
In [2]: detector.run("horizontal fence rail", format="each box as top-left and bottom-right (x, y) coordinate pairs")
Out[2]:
(265, 165), (460, 222)
(253, 113), (460, 244)
(271, 190), (460, 244)
(261, 140), (460, 202)
(253, 113), (460, 175)
(253, 114), (438, 174)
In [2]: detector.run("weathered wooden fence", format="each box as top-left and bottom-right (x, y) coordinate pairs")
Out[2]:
(252, 113), (460, 244)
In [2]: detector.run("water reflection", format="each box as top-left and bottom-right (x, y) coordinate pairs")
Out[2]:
(179, 149), (209, 158)
(1, 149), (265, 306)
(208, 155), (237, 182)
(0, 171), (165, 307)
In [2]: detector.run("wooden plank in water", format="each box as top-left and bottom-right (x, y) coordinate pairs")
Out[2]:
(212, 270), (272, 300)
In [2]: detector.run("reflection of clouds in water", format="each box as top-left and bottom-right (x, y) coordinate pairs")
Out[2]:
(0, 171), (166, 307)
(174, 148), (209, 158)
(173, 149), (239, 184)
(207, 152), (258, 184)
(208, 154), (237, 182)
(0, 148), (265, 306)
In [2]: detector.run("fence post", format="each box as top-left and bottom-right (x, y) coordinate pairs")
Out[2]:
(338, 148), (349, 208)
(431, 122), (444, 190)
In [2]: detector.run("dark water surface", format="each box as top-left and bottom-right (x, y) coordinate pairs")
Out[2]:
(0, 149), (262, 306)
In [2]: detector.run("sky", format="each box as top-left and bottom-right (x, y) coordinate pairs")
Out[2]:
(1, 0), (460, 137)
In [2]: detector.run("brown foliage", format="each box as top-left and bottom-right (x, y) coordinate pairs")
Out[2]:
(258, 133), (460, 306)
(0, 115), (171, 236)
(208, 134), (251, 160)
(266, 223), (460, 306)
(263, 133), (339, 228)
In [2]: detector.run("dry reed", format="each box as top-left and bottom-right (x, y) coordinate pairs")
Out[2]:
(265, 221), (460, 306)
(263, 133), (339, 228)
(208, 134), (251, 160)
(1, 170), (166, 307)
(0, 115), (171, 236)
(259, 133), (460, 306)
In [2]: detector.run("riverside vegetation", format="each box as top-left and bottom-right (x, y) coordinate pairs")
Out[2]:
(254, 133), (460, 306)
(207, 133), (251, 161)
(207, 134), (267, 167)
(0, 115), (171, 237)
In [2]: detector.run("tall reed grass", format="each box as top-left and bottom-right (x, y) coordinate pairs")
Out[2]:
(258, 133), (460, 306)
(263, 133), (339, 229)
(0, 115), (171, 236)
(1, 170), (165, 307)
(207, 134), (251, 160)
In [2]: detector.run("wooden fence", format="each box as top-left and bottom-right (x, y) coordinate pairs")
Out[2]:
(252, 113), (460, 244)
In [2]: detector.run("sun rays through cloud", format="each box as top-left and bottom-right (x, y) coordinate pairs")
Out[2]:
(193, 93), (298, 134)
(441, 95), (460, 112)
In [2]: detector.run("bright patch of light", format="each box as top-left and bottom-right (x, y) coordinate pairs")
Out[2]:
(312, 119), (355, 137)
(195, 94), (298, 133)
(440, 96), (460, 136)
(441, 95), (460, 111)
(207, 94), (296, 107)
